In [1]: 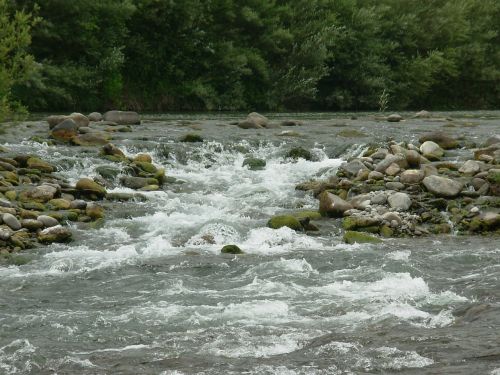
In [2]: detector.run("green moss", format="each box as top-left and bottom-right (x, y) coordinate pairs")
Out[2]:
(242, 157), (266, 170)
(180, 133), (203, 143)
(135, 161), (157, 173)
(343, 231), (382, 244)
(221, 244), (243, 254)
(267, 215), (302, 231)
(379, 225), (394, 237)
(487, 170), (500, 184)
(286, 147), (312, 161)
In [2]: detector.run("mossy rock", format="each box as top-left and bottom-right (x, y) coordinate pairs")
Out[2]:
(343, 231), (382, 244)
(242, 157), (266, 170)
(134, 161), (157, 174)
(379, 225), (394, 237)
(38, 226), (72, 244)
(221, 245), (244, 254)
(286, 147), (312, 161)
(76, 178), (107, 197)
(5, 190), (17, 201)
(48, 198), (71, 210)
(267, 215), (302, 231)
(180, 133), (203, 143)
(21, 201), (46, 211)
(86, 205), (105, 220)
(292, 210), (322, 220)
(26, 157), (55, 173)
(96, 166), (121, 180)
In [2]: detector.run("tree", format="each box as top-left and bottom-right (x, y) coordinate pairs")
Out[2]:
(0, 0), (37, 120)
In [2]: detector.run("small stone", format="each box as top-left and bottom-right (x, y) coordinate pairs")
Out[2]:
(134, 153), (152, 163)
(385, 163), (401, 176)
(21, 219), (44, 231)
(70, 199), (87, 209)
(371, 193), (387, 205)
(405, 150), (421, 167)
(86, 203), (105, 219)
(385, 182), (405, 190)
(2, 213), (21, 230)
(26, 157), (55, 173)
(76, 178), (107, 197)
(48, 198), (71, 210)
(420, 141), (444, 160)
(120, 176), (158, 190)
(340, 159), (369, 177)
(88, 112), (103, 122)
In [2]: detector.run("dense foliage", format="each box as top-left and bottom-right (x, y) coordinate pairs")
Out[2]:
(3, 0), (500, 114)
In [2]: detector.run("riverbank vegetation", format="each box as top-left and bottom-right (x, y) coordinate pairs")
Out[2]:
(1, 0), (499, 117)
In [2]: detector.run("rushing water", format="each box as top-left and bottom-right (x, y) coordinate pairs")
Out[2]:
(1, 112), (500, 374)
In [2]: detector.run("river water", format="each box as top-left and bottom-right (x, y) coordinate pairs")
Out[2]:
(0, 112), (499, 374)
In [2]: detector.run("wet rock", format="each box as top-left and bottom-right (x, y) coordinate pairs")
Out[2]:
(419, 131), (458, 149)
(286, 147), (312, 161)
(46, 115), (68, 129)
(400, 169), (425, 184)
(388, 192), (412, 211)
(48, 198), (71, 210)
(103, 110), (140, 125)
(180, 133), (203, 143)
(420, 141), (444, 160)
(342, 215), (381, 230)
(101, 143), (127, 159)
(267, 215), (302, 231)
(370, 148), (389, 160)
(51, 119), (79, 141)
(242, 158), (266, 170)
(484, 135), (500, 147)
(71, 133), (110, 146)
(474, 144), (499, 161)
(28, 184), (58, 202)
(105, 192), (147, 202)
(96, 166), (120, 180)
(469, 212), (500, 232)
(38, 226), (72, 243)
(134, 154), (152, 163)
(343, 230), (382, 244)
(422, 175), (463, 198)
(120, 176), (158, 189)
(238, 112), (269, 129)
(2, 213), (21, 230)
(340, 160), (369, 177)
(319, 192), (353, 217)
(76, 178), (107, 197)
(371, 193), (387, 205)
(221, 244), (243, 254)
(27, 157), (55, 173)
(459, 160), (481, 175)
(36, 215), (58, 228)
(387, 114), (402, 122)
(405, 150), (421, 167)
(86, 203), (105, 219)
(0, 228), (12, 240)
(88, 112), (103, 122)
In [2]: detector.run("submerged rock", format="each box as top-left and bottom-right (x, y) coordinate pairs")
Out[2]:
(242, 158), (266, 170)
(286, 147), (312, 161)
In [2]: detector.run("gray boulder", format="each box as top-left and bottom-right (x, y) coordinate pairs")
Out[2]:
(103, 110), (141, 125)
(422, 175), (463, 197)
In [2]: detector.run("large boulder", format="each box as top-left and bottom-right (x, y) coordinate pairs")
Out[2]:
(103, 110), (141, 125)
(319, 192), (353, 217)
(419, 131), (458, 149)
(422, 175), (463, 198)
(51, 119), (79, 141)
(238, 112), (269, 129)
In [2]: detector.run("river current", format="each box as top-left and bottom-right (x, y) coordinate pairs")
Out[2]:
(0, 112), (499, 374)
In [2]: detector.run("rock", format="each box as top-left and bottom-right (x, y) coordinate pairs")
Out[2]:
(102, 143), (126, 159)
(484, 135), (500, 147)
(459, 160), (481, 175)
(487, 169), (500, 196)
(385, 163), (400, 176)
(75, 178), (107, 197)
(340, 160), (369, 177)
(414, 110), (431, 118)
(343, 231), (382, 244)
(474, 144), (499, 161)
(51, 119), (79, 141)
(405, 150), (421, 167)
(371, 193), (387, 205)
(69, 112), (89, 128)
(388, 192), (412, 211)
(28, 184), (58, 202)
(400, 169), (425, 184)
(420, 141), (444, 160)
(387, 114), (403, 122)
(286, 147), (312, 161)
(385, 181), (405, 190)
(349, 194), (371, 210)
(342, 215), (381, 230)
(103, 110), (140, 125)
(36, 215), (60, 228)
(2, 213), (21, 230)
(422, 164), (438, 176)
(26, 157), (55, 173)
(238, 112), (269, 129)
(0, 228), (12, 240)
(319, 192), (353, 217)
(368, 170), (384, 180)
(46, 115), (67, 129)
(78, 127), (92, 134)
(134, 154), (152, 163)
(180, 133), (203, 143)
(382, 212), (402, 225)
(419, 131), (458, 149)
(469, 212), (500, 232)
(48, 198), (71, 210)
(71, 133), (110, 146)
(370, 148), (389, 160)
(70, 199), (87, 209)
(242, 158), (266, 170)
(267, 215), (302, 231)
(221, 245), (243, 254)
(120, 176), (158, 189)
(281, 120), (302, 126)
(96, 166), (120, 180)
(375, 154), (406, 173)
(134, 161), (157, 174)
(38, 226), (72, 243)
(21, 219), (44, 231)
(422, 175), (463, 197)
(86, 203), (105, 219)
(88, 112), (103, 122)
(0, 198), (13, 208)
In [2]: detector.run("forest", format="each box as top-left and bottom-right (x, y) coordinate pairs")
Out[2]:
(1, 0), (499, 118)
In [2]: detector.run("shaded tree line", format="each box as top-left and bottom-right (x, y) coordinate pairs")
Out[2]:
(2, 0), (499, 116)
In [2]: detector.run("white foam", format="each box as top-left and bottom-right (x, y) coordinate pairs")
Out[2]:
(242, 227), (324, 254)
